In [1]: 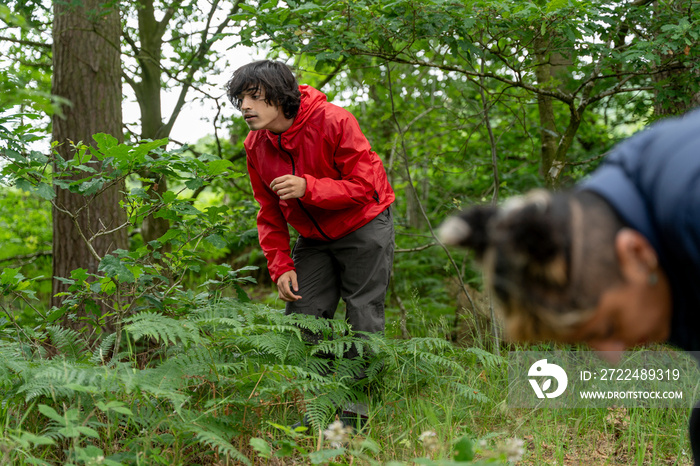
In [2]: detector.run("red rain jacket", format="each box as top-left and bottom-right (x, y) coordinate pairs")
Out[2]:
(245, 85), (395, 283)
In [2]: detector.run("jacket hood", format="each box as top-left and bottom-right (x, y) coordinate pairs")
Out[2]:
(266, 85), (327, 142)
(294, 85), (328, 126)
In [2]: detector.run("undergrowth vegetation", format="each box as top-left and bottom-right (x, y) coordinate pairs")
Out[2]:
(0, 297), (515, 465)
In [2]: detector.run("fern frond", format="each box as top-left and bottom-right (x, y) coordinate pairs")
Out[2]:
(310, 339), (353, 359)
(188, 307), (245, 330)
(228, 324), (301, 341)
(125, 312), (201, 347)
(17, 360), (119, 402)
(363, 358), (385, 381)
(89, 333), (117, 365)
(239, 333), (306, 364)
(451, 381), (490, 404)
(331, 357), (368, 383)
(274, 312), (351, 338)
(190, 428), (251, 464)
(177, 411), (251, 465)
(303, 395), (336, 431)
(44, 325), (89, 361)
(303, 380), (363, 431)
(258, 364), (327, 383)
(303, 357), (331, 377)
(126, 370), (190, 409)
(405, 337), (453, 353)
(0, 341), (31, 377)
(414, 351), (466, 376)
(462, 346), (506, 368)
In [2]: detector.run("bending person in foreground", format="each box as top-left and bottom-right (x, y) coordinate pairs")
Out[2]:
(439, 107), (700, 463)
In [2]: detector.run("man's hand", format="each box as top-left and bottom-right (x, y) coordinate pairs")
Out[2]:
(270, 175), (307, 200)
(277, 270), (302, 302)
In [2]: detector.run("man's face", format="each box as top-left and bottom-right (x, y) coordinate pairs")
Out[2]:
(238, 87), (289, 133)
(562, 230), (672, 361)
(566, 277), (672, 355)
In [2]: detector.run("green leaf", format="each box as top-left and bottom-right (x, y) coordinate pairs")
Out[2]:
(76, 426), (100, 438)
(308, 449), (345, 464)
(38, 404), (65, 424)
(0, 268), (22, 285)
(58, 425), (81, 438)
(78, 178), (104, 196)
(14, 431), (56, 447)
(14, 178), (33, 193)
(185, 178), (204, 191)
(205, 234), (227, 249)
(70, 268), (89, 282)
(453, 435), (474, 462)
(65, 383), (98, 394)
(546, 0), (568, 13)
(93, 133), (119, 151)
(130, 138), (169, 163)
(98, 255), (135, 283)
(239, 3), (256, 13)
(249, 438), (272, 458)
(206, 159), (234, 175)
(47, 307), (69, 323)
(36, 182), (55, 200)
(157, 229), (183, 245)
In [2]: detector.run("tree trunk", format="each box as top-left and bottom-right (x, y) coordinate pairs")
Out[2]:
(532, 32), (577, 187)
(533, 37), (559, 183)
(133, 0), (170, 244)
(51, 0), (127, 322)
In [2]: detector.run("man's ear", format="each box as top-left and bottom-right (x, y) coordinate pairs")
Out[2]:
(615, 228), (658, 284)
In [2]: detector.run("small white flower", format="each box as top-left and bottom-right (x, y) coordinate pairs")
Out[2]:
(419, 430), (439, 452)
(323, 420), (352, 448)
(501, 437), (525, 463)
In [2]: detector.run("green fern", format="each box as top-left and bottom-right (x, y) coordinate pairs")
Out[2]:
(177, 412), (251, 465)
(16, 359), (120, 402)
(239, 333), (306, 364)
(44, 325), (88, 361)
(125, 312), (201, 347)
(463, 346), (506, 368)
(89, 332), (117, 364)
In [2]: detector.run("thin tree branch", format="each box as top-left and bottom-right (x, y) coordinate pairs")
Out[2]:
(384, 62), (482, 344)
(0, 35), (51, 49)
(0, 250), (52, 263)
(158, 0), (244, 138)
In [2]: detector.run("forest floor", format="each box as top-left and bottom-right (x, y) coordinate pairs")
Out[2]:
(242, 283), (694, 465)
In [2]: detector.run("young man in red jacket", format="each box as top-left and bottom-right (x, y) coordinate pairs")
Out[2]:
(226, 60), (395, 427)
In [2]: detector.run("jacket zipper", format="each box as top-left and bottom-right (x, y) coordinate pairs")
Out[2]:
(278, 134), (332, 241)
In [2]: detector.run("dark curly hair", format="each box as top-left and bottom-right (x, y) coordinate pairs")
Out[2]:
(226, 60), (301, 120)
(438, 189), (625, 341)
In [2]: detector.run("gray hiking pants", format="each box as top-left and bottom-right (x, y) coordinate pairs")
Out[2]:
(285, 207), (394, 336)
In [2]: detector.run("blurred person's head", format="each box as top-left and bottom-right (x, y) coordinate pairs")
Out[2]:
(439, 189), (672, 352)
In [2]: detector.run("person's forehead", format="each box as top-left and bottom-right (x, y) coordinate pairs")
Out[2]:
(241, 84), (263, 94)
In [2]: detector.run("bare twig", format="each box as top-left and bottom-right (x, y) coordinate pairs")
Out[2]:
(0, 250), (52, 263)
(384, 63), (482, 344)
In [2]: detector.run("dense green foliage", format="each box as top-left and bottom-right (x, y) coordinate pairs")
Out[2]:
(2, 0), (700, 464)
(0, 297), (511, 464)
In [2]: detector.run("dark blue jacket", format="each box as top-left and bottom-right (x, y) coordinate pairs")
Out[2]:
(582, 107), (700, 352)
